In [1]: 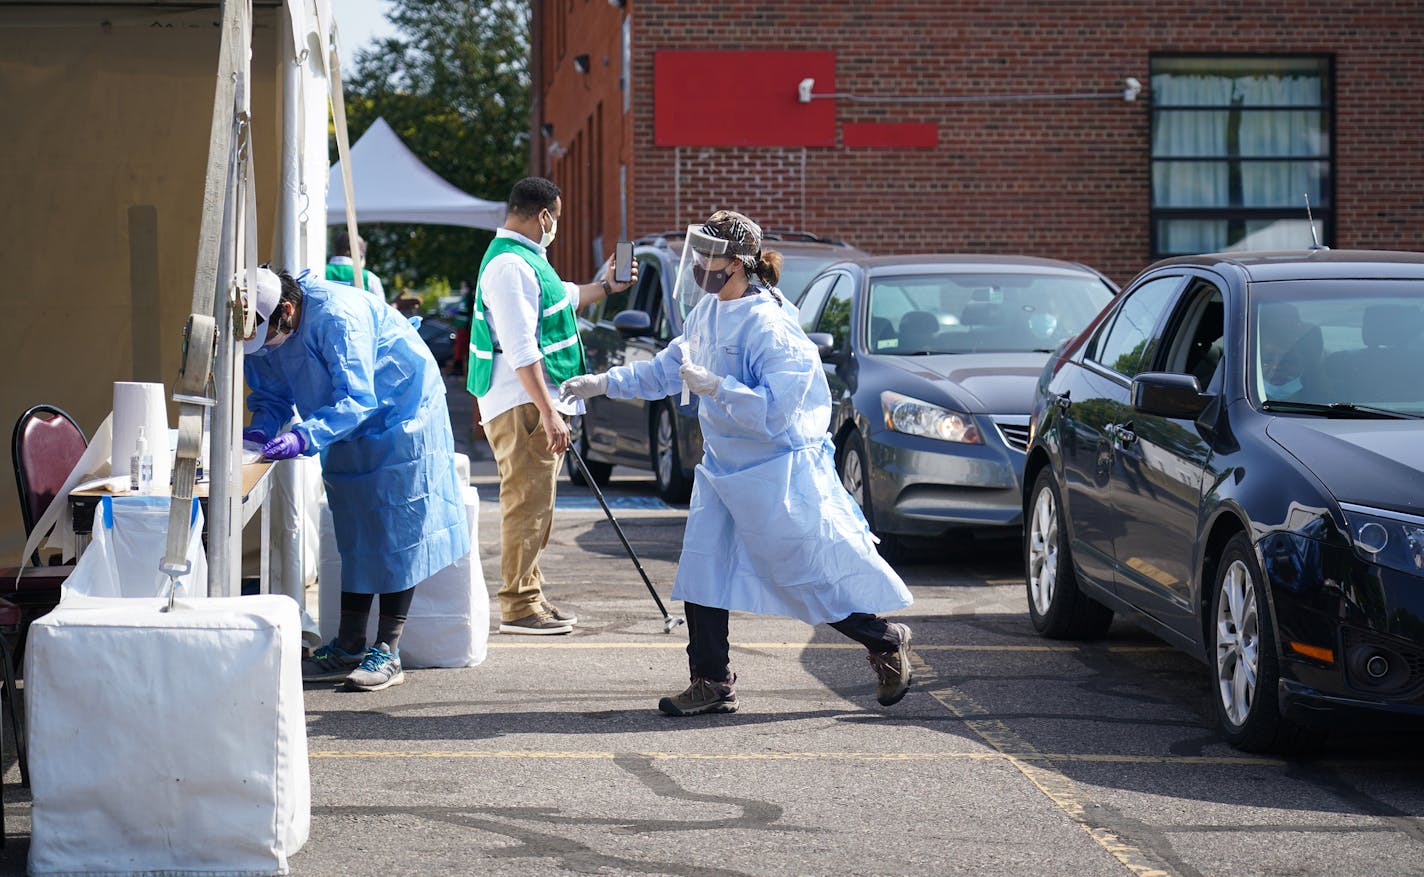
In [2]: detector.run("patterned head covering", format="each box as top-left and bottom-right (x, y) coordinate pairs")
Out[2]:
(695, 210), (763, 260)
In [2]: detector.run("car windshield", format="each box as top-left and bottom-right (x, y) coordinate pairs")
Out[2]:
(1250, 280), (1424, 416)
(866, 272), (1115, 354)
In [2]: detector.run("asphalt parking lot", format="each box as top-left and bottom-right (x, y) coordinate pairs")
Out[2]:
(3, 381), (1424, 875)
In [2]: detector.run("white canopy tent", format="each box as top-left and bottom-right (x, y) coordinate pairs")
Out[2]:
(327, 117), (506, 230)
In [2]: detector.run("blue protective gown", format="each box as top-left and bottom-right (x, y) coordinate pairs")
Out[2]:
(604, 287), (912, 624)
(245, 272), (468, 594)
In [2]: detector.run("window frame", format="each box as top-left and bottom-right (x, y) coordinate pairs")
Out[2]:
(1148, 52), (1336, 260)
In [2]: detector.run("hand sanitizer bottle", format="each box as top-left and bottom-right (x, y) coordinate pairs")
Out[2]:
(131, 426), (154, 495)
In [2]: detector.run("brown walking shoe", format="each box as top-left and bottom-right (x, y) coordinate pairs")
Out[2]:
(658, 674), (739, 716)
(867, 622), (913, 706)
(541, 600), (578, 626)
(499, 609), (574, 635)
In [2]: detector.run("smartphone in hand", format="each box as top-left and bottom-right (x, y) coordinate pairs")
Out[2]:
(614, 240), (633, 284)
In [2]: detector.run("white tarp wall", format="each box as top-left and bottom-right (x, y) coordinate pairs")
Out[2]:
(0, 1), (333, 570)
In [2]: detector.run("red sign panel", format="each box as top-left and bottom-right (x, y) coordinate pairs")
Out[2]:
(654, 51), (836, 147)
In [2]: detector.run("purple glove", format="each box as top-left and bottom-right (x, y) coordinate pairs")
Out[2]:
(261, 431), (306, 460)
(242, 428), (268, 444)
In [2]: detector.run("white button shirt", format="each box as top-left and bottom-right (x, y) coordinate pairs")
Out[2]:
(476, 228), (583, 423)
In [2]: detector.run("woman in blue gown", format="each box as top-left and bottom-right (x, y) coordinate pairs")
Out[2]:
(245, 267), (468, 691)
(561, 212), (915, 716)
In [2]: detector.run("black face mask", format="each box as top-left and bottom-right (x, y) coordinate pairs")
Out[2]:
(692, 263), (732, 295)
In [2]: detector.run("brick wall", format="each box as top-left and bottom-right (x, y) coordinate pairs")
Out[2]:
(544, 0), (1424, 285)
(537, 0), (631, 281)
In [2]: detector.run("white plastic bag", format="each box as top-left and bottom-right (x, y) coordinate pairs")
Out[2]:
(61, 495), (207, 601)
(318, 484), (488, 668)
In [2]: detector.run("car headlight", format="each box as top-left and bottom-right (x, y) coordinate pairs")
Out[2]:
(880, 391), (981, 444)
(1340, 503), (1424, 576)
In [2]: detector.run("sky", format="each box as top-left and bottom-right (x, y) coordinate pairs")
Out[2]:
(333, 0), (399, 72)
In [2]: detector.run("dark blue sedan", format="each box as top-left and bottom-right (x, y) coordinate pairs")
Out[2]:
(1023, 248), (1424, 751)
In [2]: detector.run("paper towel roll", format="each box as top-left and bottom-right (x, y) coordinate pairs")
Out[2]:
(112, 382), (171, 493)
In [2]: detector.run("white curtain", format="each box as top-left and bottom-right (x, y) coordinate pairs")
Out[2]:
(1152, 75), (1232, 208)
(1153, 66), (1326, 254)
(1238, 75), (1325, 207)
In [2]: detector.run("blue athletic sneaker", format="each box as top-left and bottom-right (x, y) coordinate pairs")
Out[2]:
(344, 642), (405, 692)
(302, 640), (364, 683)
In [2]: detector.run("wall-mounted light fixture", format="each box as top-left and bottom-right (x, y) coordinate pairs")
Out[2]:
(573, 54), (590, 74)
(797, 76), (1142, 104)
(541, 123), (554, 138)
(608, 0), (626, 7)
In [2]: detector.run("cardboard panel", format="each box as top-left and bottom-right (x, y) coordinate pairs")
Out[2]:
(654, 51), (835, 147)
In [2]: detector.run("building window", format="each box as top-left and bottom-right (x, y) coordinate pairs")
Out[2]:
(1150, 55), (1333, 258)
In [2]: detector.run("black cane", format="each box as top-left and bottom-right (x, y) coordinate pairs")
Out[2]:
(566, 443), (685, 633)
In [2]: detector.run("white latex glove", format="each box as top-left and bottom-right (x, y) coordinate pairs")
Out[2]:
(679, 362), (721, 397)
(559, 373), (609, 404)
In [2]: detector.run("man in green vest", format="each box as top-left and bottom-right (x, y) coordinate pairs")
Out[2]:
(326, 230), (386, 299)
(469, 176), (637, 635)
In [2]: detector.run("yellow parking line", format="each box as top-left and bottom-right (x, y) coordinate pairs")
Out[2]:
(308, 749), (1278, 766)
(489, 642), (1172, 653)
(917, 655), (1178, 876)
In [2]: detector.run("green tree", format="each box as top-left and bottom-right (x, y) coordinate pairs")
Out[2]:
(337, 0), (530, 289)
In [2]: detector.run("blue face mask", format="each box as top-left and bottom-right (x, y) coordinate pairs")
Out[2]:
(1265, 377), (1303, 398)
(248, 313), (293, 358)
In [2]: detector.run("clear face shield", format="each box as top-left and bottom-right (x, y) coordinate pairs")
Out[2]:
(672, 224), (742, 321)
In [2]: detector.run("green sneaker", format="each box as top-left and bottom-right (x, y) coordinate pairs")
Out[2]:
(344, 642), (405, 692)
(868, 623), (913, 706)
(658, 674), (738, 717)
(302, 640), (364, 683)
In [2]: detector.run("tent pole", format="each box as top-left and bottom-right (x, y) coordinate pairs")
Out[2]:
(277, 7), (302, 268)
(269, 3), (308, 612)
(208, 178), (238, 598)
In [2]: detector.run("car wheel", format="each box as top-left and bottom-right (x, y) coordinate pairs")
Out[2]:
(565, 415), (611, 488)
(1025, 468), (1113, 639)
(1210, 533), (1298, 752)
(839, 430), (903, 563)
(651, 404), (692, 503)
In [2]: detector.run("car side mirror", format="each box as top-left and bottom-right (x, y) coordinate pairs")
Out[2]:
(1131, 372), (1210, 419)
(611, 309), (652, 338)
(807, 332), (840, 363)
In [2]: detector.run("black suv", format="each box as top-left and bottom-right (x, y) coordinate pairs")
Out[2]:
(571, 230), (867, 501)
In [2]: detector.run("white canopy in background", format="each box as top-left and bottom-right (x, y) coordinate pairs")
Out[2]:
(327, 116), (506, 230)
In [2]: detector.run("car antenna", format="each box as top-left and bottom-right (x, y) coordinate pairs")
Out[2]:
(1304, 193), (1328, 251)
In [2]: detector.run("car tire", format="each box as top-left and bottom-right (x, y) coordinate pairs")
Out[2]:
(838, 430), (903, 564)
(1025, 468), (1113, 639)
(565, 415), (611, 488)
(1209, 532), (1307, 752)
(651, 403), (692, 503)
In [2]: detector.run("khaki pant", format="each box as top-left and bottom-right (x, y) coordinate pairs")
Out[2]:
(485, 403), (563, 621)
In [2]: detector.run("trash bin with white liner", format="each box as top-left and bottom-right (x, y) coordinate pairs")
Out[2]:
(25, 595), (309, 876)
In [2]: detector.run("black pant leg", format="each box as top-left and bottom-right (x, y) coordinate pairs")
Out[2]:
(828, 612), (900, 653)
(376, 586), (416, 651)
(684, 602), (732, 682)
(335, 591), (377, 651)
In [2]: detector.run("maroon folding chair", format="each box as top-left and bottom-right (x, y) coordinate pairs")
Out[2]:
(4, 404), (88, 792)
